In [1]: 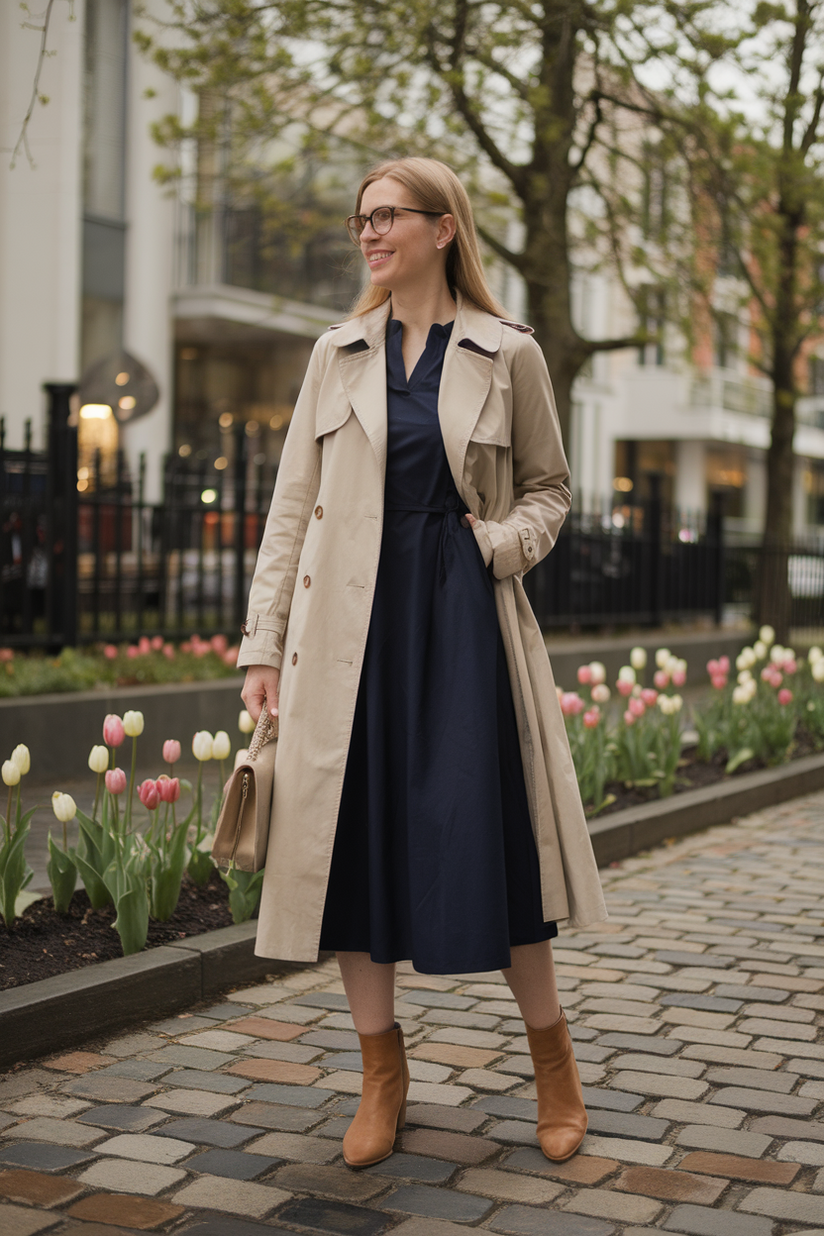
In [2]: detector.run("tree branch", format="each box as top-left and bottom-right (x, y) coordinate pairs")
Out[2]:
(10, 0), (65, 169)
(476, 222), (525, 271)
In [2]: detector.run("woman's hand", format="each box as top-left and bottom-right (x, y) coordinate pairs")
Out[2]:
(462, 514), (477, 528)
(241, 665), (280, 723)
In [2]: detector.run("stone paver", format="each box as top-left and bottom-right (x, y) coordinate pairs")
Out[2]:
(3, 788), (824, 1234)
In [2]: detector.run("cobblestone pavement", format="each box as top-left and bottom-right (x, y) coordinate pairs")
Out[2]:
(2, 793), (824, 1236)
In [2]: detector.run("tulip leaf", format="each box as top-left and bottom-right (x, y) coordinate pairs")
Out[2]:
(47, 833), (78, 914)
(726, 747), (754, 774)
(220, 864), (263, 924)
(112, 884), (149, 956)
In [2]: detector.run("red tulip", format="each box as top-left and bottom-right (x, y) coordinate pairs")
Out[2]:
(156, 775), (181, 803)
(138, 779), (160, 810)
(103, 714), (125, 747)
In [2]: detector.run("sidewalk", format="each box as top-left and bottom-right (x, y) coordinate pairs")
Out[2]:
(1, 792), (823, 1236)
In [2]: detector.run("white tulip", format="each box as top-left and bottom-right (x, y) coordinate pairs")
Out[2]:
(753, 640), (767, 660)
(212, 731), (231, 760)
(51, 791), (76, 822)
(809, 646), (823, 664)
(665, 656), (679, 676)
(784, 647), (795, 663)
(2, 760), (20, 786)
(737, 669), (753, 685)
(591, 683), (611, 703)
(732, 684), (749, 705)
(88, 745), (109, 774)
(192, 730), (214, 761)
(10, 744), (30, 775)
(655, 647), (671, 669)
(123, 710), (145, 737)
(589, 661), (607, 685)
(769, 645), (785, 665)
(736, 647), (756, 671)
(657, 694), (672, 714)
(239, 709), (255, 734)
(671, 694), (683, 712)
(618, 665), (636, 684)
(630, 646), (647, 670)
(812, 659), (824, 683)
(759, 624), (775, 646)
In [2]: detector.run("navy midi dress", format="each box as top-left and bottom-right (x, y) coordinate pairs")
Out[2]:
(319, 318), (557, 974)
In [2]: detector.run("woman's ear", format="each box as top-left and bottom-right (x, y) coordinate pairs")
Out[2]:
(436, 213), (456, 249)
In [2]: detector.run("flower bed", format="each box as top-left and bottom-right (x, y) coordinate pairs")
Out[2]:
(561, 626), (824, 815)
(0, 634), (240, 697)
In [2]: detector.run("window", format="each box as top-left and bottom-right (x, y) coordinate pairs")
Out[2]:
(637, 286), (666, 367)
(809, 354), (824, 396)
(713, 312), (739, 370)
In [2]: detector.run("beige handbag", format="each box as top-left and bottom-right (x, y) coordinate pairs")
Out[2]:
(211, 707), (278, 872)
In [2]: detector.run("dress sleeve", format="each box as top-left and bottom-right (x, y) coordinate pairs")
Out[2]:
(236, 339), (326, 669)
(473, 335), (572, 580)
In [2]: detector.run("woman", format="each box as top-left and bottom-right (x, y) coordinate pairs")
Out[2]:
(238, 157), (607, 1170)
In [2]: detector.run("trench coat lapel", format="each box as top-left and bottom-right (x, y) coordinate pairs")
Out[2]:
(329, 301), (392, 471)
(439, 293), (503, 502)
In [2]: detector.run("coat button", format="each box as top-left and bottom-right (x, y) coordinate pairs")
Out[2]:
(303, 575), (311, 588)
(314, 505), (323, 518)
(292, 652), (298, 665)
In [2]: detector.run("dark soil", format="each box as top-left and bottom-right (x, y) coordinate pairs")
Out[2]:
(0, 869), (234, 992)
(591, 729), (821, 818)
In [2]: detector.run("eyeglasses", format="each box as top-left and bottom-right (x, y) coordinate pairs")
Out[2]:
(345, 205), (444, 245)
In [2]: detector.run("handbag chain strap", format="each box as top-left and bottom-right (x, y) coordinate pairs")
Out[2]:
(248, 705), (278, 760)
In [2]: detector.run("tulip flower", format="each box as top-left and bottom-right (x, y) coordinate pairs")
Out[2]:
(138, 779), (160, 810)
(138, 637), (151, 656)
(655, 647), (671, 669)
(591, 683), (611, 704)
(223, 647), (240, 666)
(640, 688), (659, 706)
(156, 775), (181, 803)
(163, 643), (175, 659)
(52, 791), (76, 822)
(710, 674), (727, 690)
(623, 709), (636, 726)
(151, 634), (164, 651)
(753, 640), (767, 660)
(759, 624), (775, 646)
(628, 696), (646, 718)
(653, 669), (669, 689)
(736, 647), (756, 671)
(103, 644), (118, 660)
(9, 745), (29, 776)
(88, 745), (109, 774)
(105, 768), (127, 795)
(560, 692), (585, 717)
(718, 656), (730, 673)
(211, 633), (228, 655)
(239, 710), (255, 734)
(192, 731), (214, 761)
(616, 678), (634, 697)
(162, 739), (181, 766)
(127, 646), (139, 659)
(123, 710), (144, 737)
(588, 661), (607, 685)
(577, 664), (593, 685)
(809, 646), (823, 664)
(583, 708), (600, 729)
(618, 665), (636, 684)
(778, 688), (793, 706)
(783, 659), (797, 675)
(813, 658), (824, 683)
(103, 714), (126, 747)
(212, 731), (231, 760)
(2, 760), (20, 787)
(630, 646), (647, 670)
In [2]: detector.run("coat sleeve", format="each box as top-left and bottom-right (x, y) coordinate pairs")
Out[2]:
(473, 335), (572, 580)
(236, 339), (326, 670)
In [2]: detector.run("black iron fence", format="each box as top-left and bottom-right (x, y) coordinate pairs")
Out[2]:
(2, 388), (823, 648)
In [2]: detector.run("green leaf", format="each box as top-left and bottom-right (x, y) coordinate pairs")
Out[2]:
(47, 833), (78, 914)
(14, 889), (43, 916)
(726, 747), (755, 774)
(112, 885), (149, 956)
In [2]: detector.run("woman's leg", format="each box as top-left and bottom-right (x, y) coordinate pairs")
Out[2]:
(502, 938), (587, 1163)
(501, 940), (561, 1027)
(336, 951), (396, 1033)
(337, 951), (408, 1168)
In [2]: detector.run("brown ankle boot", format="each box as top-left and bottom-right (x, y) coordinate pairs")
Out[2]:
(343, 1023), (409, 1168)
(526, 1009), (587, 1162)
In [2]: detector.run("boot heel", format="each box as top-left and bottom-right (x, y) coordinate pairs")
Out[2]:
(396, 1094), (407, 1132)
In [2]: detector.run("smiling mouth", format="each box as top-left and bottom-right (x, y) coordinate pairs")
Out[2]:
(366, 251), (393, 264)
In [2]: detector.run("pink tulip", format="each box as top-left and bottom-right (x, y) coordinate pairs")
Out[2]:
(193, 642), (209, 658)
(105, 767), (127, 795)
(151, 634), (164, 651)
(560, 692), (585, 717)
(778, 688), (793, 706)
(156, 775), (181, 803)
(211, 633), (228, 655)
(783, 659), (797, 675)
(718, 656), (730, 673)
(653, 669), (669, 689)
(628, 696), (646, 717)
(163, 643), (175, 659)
(577, 664), (593, 685)
(156, 771), (180, 800)
(138, 778), (160, 810)
(223, 647), (239, 666)
(707, 659), (720, 676)
(180, 641), (192, 653)
(126, 645), (139, 659)
(0, 648), (13, 662)
(104, 644), (118, 660)
(583, 708), (600, 729)
(616, 678), (634, 697)
(138, 636), (151, 655)
(641, 688), (658, 706)
(672, 669), (687, 687)
(163, 739), (181, 766)
(711, 674), (728, 690)
(103, 714), (125, 747)
(623, 709), (636, 726)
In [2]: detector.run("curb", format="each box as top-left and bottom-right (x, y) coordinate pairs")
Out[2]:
(3, 751), (824, 1071)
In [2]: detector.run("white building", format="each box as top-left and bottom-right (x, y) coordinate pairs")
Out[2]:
(2, 0), (823, 535)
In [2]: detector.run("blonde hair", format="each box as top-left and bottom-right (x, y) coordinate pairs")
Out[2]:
(348, 157), (510, 319)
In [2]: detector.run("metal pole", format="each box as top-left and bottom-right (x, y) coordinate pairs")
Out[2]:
(43, 382), (78, 648)
(233, 422), (247, 633)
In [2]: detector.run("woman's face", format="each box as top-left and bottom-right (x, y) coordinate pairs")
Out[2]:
(357, 177), (454, 293)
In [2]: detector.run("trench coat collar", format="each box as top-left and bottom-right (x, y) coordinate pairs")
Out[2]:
(327, 293), (515, 490)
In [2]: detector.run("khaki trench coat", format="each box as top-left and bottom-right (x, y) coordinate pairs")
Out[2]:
(238, 292), (607, 962)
